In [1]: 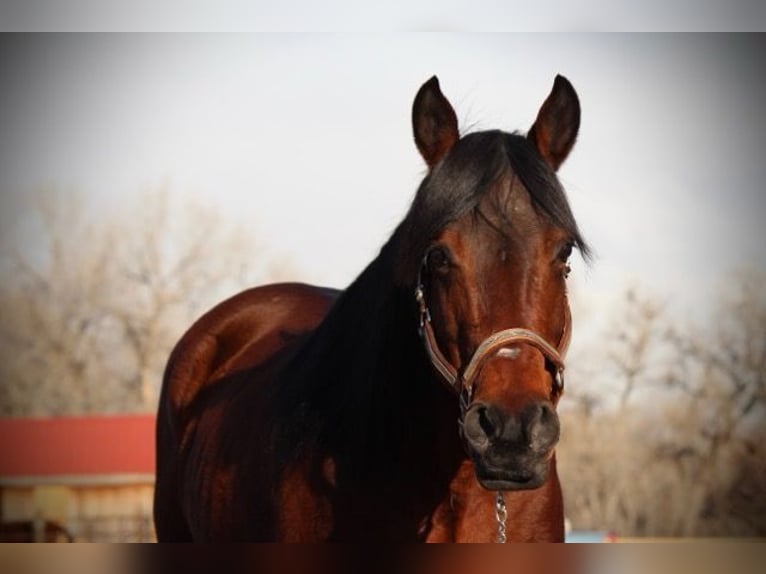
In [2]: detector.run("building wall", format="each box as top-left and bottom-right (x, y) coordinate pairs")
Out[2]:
(1, 481), (155, 541)
(1, 486), (36, 521)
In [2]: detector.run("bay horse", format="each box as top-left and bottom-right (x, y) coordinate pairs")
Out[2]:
(154, 75), (589, 542)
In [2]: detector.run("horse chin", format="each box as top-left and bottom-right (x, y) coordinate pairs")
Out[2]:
(473, 459), (549, 491)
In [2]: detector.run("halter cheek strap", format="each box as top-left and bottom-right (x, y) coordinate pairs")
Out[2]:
(415, 261), (570, 412)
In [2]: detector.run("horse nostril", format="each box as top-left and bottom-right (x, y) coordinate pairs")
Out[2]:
(478, 407), (499, 439)
(536, 403), (552, 425)
(524, 402), (560, 452)
(462, 403), (503, 451)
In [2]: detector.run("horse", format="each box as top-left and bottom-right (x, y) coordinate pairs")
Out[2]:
(154, 75), (589, 542)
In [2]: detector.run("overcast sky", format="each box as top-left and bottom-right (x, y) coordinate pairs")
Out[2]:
(2, 1), (765, 31)
(2, 34), (765, 340)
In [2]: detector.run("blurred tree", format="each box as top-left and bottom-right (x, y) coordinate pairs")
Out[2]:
(0, 187), (291, 416)
(559, 274), (766, 537)
(608, 288), (664, 412)
(660, 270), (766, 535)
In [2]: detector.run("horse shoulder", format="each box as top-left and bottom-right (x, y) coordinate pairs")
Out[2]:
(163, 282), (339, 415)
(274, 456), (337, 541)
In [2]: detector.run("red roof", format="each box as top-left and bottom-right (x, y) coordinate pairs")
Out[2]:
(0, 414), (155, 479)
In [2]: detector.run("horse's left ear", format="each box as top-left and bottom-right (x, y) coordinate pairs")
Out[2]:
(528, 75), (580, 172)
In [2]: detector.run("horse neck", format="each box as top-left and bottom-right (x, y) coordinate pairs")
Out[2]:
(288, 241), (464, 476)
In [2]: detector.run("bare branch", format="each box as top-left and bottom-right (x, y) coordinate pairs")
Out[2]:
(0, 186), (279, 415)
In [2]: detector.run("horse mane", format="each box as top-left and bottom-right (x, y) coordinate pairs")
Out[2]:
(270, 129), (589, 475)
(270, 238), (427, 476)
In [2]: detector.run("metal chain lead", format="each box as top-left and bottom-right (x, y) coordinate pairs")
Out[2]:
(495, 491), (508, 543)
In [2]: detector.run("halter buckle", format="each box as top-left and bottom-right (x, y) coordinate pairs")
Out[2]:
(415, 285), (431, 330)
(554, 368), (565, 393)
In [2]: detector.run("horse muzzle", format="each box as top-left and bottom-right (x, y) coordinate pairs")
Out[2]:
(460, 400), (560, 491)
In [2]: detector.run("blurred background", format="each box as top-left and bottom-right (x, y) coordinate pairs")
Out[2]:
(0, 33), (764, 541)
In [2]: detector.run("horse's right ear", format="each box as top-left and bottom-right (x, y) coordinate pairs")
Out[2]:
(412, 76), (459, 169)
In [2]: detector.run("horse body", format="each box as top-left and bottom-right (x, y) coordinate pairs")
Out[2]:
(155, 75), (587, 542)
(155, 283), (337, 540)
(155, 277), (563, 542)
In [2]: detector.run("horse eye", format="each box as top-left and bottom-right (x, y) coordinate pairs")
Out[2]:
(558, 242), (574, 262)
(428, 246), (451, 271)
(558, 242), (574, 279)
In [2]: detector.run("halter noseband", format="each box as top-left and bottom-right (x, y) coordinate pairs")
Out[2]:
(415, 257), (570, 414)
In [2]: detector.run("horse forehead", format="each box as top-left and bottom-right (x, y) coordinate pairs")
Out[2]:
(448, 177), (545, 251)
(490, 174), (542, 234)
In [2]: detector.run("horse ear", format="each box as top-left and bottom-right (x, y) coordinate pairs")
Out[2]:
(528, 75), (580, 171)
(412, 76), (459, 168)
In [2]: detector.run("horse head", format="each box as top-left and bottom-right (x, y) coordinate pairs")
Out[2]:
(400, 75), (588, 491)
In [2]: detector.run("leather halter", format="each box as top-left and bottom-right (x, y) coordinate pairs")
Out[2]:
(415, 257), (571, 413)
